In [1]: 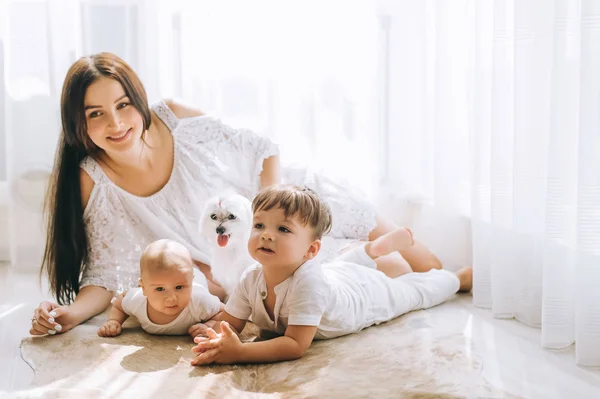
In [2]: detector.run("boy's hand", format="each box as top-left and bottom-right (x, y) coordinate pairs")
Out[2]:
(97, 320), (122, 337)
(190, 321), (242, 365)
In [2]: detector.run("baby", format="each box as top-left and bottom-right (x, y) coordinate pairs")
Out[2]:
(98, 239), (223, 337)
(190, 185), (472, 365)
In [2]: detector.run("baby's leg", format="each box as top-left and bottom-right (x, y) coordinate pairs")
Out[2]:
(364, 228), (414, 259)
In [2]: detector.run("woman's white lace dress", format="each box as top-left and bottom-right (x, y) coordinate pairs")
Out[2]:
(79, 100), (376, 293)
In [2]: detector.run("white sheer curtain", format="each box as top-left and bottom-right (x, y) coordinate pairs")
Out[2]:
(382, 0), (600, 366)
(0, 0), (380, 267)
(1, 0), (598, 366)
(176, 0), (380, 189)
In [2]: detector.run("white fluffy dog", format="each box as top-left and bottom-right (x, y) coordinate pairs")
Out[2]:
(200, 192), (254, 298)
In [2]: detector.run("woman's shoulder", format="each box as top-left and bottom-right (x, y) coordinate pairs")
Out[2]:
(153, 98), (216, 138)
(79, 156), (108, 209)
(80, 167), (94, 209)
(162, 98), (205, 119)
(78, 157), (121, 217)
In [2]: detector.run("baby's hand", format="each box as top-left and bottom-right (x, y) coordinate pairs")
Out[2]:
(191, 321), (242, 366)
(97, 320), (122, 337)
(189, 320), (217, 338)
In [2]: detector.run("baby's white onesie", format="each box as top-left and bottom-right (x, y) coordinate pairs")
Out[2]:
(121, 282), (222, 335)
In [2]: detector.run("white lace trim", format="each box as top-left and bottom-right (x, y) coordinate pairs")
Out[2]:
(153, 100), (179, 131)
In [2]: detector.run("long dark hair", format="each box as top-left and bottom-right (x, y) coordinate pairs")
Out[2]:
(43, 52), (151, 304)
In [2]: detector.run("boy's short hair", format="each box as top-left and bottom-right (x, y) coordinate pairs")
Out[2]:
(252, 185), (333, 239)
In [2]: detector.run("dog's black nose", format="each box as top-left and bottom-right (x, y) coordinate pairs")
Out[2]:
(216, 226), (226, 235)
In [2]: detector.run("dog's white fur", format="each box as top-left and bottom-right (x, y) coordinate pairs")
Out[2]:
(200, 192), (254, 297)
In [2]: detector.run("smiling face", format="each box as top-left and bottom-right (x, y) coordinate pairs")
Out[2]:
(248, 207), (320, 270)
(83, 76), (145, 156)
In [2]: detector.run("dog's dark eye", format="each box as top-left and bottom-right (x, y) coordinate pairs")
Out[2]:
(210, 214), (217, 220)
(228, 214), (236, 220)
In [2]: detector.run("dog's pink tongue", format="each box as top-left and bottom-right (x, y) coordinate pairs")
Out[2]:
(217, 235), (229, 247)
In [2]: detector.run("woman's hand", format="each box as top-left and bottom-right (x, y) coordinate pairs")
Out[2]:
(30, 286), (113, 336)
(30, 301), (77, 336)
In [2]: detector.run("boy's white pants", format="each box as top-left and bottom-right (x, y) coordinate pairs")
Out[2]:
(328, 244), (460, 332)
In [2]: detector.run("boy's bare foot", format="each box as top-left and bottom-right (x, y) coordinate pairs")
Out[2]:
(455, 267), (473, 292)
(365, 228), (414, 259)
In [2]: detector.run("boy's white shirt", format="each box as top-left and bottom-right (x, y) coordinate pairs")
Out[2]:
(225, 259), (334, 339)
(225, 245), (461, 340)
(225, 255), (381, 339)
(121, 282), (222, 335)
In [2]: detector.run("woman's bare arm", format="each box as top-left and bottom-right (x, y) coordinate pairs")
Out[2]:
(164, 98), (281, 190)
(164, 98), (204, 118)
(260, 155), (281, 188)
(70, 286), (114, 324)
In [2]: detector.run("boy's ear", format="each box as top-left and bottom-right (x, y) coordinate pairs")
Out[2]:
(138, 278), (146, 294)
(304, 239), (321, 260)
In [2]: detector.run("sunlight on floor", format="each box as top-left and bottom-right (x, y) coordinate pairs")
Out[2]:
(0, 303), (27, 320)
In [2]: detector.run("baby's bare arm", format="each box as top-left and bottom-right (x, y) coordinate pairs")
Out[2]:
(108, 293), (128, 322)
(98, 293), (129, 337)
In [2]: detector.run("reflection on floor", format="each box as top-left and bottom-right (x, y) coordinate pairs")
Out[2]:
(1, 265), (599, 398)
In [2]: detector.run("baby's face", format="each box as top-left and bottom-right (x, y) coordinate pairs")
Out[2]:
(248, 207), (318, 269)
(141, 267), (193, 316)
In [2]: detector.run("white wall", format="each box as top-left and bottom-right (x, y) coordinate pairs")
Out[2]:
(0, 10), (8, 262)
(0, 207), (9, 261)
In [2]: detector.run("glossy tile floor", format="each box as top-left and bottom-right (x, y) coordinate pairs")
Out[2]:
(1, 263), (599, 398)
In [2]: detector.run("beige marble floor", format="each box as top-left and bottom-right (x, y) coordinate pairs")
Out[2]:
(1, 263), (599, 398)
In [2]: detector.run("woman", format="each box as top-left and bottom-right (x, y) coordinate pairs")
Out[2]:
(30, 52), (442, 336)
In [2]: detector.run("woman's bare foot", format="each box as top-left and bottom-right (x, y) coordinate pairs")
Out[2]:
(365, 228), (414, 259)
(455, 267), (473, 292)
